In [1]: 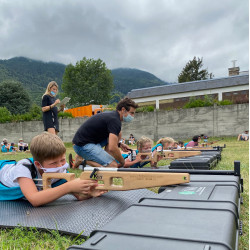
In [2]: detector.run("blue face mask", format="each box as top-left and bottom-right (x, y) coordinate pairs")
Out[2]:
(123, 114), (134, 123)
(51, 91), (56, 96)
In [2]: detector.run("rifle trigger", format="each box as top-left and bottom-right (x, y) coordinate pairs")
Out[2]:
(90, 168), (99, 179)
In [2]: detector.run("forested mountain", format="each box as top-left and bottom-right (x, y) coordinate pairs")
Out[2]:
(0, 57), (170, 105)
(0, 57), (65, 104)
(112, 68), (168, 95)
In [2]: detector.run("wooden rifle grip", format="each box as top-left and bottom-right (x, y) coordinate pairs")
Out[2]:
(42, 173), (75, 190)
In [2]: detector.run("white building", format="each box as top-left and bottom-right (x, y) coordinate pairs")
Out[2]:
(127, 72), (249, 109)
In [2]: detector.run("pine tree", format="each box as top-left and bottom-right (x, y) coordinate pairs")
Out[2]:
(178, 57), (213, 83)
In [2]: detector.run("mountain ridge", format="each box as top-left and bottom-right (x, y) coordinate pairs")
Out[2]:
(0, 57), (171, 104)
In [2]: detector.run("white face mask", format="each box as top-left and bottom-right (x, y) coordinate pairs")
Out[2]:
(39, 162), (69, 173)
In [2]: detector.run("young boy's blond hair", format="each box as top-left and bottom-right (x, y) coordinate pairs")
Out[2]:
(137, 136), (153, 150)
(30, 132), (66, 163)
(156, 137), (174, 147)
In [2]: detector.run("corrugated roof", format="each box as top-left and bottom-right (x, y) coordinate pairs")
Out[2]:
(127, 74), (249, 98)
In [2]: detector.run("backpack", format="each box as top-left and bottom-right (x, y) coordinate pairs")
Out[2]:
(0, 158), (67, 201)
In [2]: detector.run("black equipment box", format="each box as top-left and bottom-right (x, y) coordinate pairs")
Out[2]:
(68, 162), (242, 250)
(180, 148), (223, 161)
(169, 155), (216, 170)
(201, 150), (222, 161)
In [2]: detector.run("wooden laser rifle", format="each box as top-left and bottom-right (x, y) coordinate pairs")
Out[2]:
(201, 142), (226, 147)
(41, 167), (190, 191)
(200, 138), (225, 147)
(132, 150), (201, 162)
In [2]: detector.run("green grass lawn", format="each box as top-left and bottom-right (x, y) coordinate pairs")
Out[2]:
(0, 137), (248, 249)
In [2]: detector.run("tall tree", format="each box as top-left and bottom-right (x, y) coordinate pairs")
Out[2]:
(178, 57), (213, 83)
(62, 57), (114, 107)
(0, 80), (31, 114)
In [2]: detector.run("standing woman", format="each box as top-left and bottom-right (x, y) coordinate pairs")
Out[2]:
(42, 81), (65, 135)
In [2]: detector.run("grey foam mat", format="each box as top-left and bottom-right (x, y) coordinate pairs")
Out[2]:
(0, 189), (156, 237)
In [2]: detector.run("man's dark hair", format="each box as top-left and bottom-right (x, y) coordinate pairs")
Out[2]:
(116, 97), (138, 111)
(192, 135), (199, 142)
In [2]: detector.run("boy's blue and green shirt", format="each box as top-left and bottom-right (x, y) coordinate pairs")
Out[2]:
(0, 158), (67, 201)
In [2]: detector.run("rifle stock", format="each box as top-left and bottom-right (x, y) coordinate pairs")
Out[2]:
(42, 168), (190, 191)
(137, 150), (201, 162)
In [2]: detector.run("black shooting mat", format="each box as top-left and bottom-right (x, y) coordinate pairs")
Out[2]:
(0, 189), (156, 237)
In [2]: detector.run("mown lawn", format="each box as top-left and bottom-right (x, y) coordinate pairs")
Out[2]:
(0, 137), (248, 249)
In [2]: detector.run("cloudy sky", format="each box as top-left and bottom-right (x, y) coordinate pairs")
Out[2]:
(0, 0), (248, 82)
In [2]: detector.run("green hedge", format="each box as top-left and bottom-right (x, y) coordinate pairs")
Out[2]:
(58, 112), (74, 119)
(136, 105), (155, 113)
(183, 96), (233, 109)
(0, 107), (12, 123)
(0, 104), (42, 123)
(0, 104), (75, 123)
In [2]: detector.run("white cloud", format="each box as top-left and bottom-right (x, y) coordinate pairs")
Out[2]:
(0, 0), (248, 82)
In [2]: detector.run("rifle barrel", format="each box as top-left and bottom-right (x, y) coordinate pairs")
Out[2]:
(84, 161), (240, 176)
(118, 168), (236, 175)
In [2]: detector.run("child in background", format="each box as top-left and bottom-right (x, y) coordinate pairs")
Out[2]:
(1, 138), (9, 146)
(177, 141), (184, 149)
(119, 138), (126, 144)
(122, 136), (153, 168)
(18, 138), (24, 151)
(9, 143), (17, 152)
(151, 137), (175, 168)
(185, 135), (199, 147)
(0, 132), (107, 206)
(152, 137), (175, 152)
(201, 134), (209, 143)
(18, 138), (29, 151)
(1, 141), (10, 153)
(173, 141), (178, 149)
(128, 134), (136, 145)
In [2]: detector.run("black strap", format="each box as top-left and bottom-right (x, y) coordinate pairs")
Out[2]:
(23, 158), (38, 179)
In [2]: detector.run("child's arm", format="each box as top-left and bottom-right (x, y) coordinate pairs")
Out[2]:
(123, 154), (141, 168)
(151, 146), (163, 167)
(18, 177), (99, 207)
